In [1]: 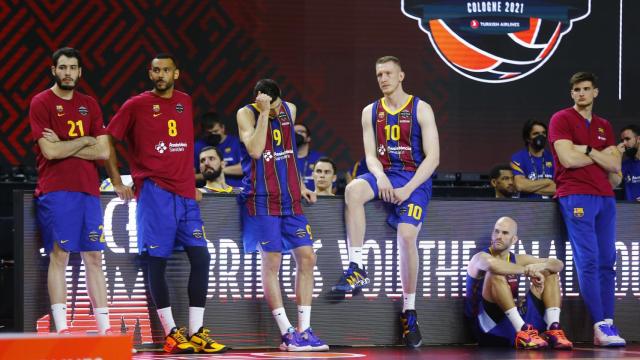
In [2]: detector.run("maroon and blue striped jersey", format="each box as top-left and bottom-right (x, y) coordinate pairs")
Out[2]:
(240, 102), (303, 216)
(372, 95), (425, 171)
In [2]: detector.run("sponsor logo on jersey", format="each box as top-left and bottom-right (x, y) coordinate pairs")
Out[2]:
(168, 142), (188, 152)
(176, 103), (184, 113)
(155, 141), (167, 154)
(401, 0), (590, 83)
(263, 150), (273, 162)
(78, 106), (88, 116)
(88, 231), (100, 242)
(377, 144), (386, 156)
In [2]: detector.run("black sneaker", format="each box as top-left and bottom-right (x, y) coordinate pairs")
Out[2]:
(401, 310), (422, 348)
(331, 262), (370, 293)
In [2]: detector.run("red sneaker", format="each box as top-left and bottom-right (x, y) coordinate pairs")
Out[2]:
(515, 324), (548, 350)
(542, 323), (573, 350)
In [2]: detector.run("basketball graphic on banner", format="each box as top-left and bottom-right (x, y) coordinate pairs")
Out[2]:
(401, 0), (591, 83)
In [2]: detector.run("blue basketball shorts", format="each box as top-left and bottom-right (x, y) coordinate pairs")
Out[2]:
(358, 170), (432, 228)
(137, 179), (207, 258)
(35, 191), (105, 254)
(472, 291), (545, 346)
(241, 206), (313, 254)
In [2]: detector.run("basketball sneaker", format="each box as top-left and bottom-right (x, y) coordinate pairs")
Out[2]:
(400, 310), (422, 348)
(515, 324), (548, 349)
(163, 327), (196, 354)
(331, 262), (370, 293)
(541, 323), (573, 350)
(300, 328), (329, 351)
(594, 322), (626, 347)
(280, 327), (310, 351)
(189, 326), (229, 353)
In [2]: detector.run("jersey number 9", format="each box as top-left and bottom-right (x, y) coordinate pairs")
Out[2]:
(273, 129), (282, 146)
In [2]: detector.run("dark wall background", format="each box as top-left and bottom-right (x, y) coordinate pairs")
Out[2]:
(1, 0), (638, 173)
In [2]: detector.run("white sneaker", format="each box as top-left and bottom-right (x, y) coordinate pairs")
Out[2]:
(594, 323), (626, 347)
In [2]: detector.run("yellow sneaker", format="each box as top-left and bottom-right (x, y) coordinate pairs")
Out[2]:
(189, 326), (229, 353)
(163, 327), (197, 354)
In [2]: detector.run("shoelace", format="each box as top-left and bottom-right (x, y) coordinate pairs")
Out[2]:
(598, 324), (617, 337)
(198, 328), (217, 344)
(173, 328), (189, 343)
(547, 329), (568, 340)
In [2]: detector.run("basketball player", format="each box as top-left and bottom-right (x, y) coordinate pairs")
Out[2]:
(332, 56), (440, 348)
(237, 79), (328, 351)
(466, 217), (573, 350)
(105, 54), (227, 354)
(29, 47), (112, 335)
(548, 72), (625, 346)
(198, 146), (239, 193)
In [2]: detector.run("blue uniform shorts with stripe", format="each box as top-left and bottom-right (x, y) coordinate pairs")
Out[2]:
(137, 179), (207, 258)
(35, 191), (105, 254)
(472, 291), (545, 346)
(358, 170), (432, 228)
(241, 206), (313, 254)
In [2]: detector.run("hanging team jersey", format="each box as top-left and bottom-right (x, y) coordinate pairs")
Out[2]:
(372, 95), (425, 172)
(464, 248), (519, 319)
(239, 102), (303, 216)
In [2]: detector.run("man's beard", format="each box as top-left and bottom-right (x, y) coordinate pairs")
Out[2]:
(55, 76), (76, 90)
(203, 166), (222, 182)
(153, 79), (173, 93)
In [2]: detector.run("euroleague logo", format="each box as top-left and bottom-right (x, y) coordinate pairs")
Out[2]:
(401, 0), (590, 83)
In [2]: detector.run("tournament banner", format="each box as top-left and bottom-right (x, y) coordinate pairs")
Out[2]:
(14, 191), (640, 346)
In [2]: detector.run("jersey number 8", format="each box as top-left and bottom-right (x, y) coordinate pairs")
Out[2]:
(168, 119), (178, 137)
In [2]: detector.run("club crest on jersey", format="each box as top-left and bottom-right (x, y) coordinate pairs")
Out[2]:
(377, 144), (386, 156)
(56, 105), (64, 113)
(263, 150), (273, 162)
(153, 104), (160, 113)
(401, 0), (590, 83)
(377, 111), (386, 122)
(155, 141), (167, 154)
(573, 207), (584, 218)
(176, 103), (184, 113)
(78, 106), (88, 116)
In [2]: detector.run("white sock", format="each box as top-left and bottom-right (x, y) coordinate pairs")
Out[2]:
(51, 303), (68, 333)
(403, 293), (416, 312)
(544, 307), (561, 329)
(349, 246), (363, 268)
(505, 307), (525, 331)
(157, 307), (176, 336)
(298, 305), (311, 332)
(604, 318), (614, 325)
(189, 307), (205, 336)
(94, 307), (110, 334)
(272, 307), (293, 335)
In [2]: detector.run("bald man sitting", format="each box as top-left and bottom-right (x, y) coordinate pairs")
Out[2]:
(465, 217), (573, 350)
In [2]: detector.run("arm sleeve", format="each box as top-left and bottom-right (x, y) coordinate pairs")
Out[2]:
(89, 98), (107, 137)
(29, 96), (49, 142)
(107, 98), (134, 141)
(548, 112), (572, 144)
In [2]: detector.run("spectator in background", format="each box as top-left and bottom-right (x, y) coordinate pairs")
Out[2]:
(194, 112), (218, 169)
(490, 165), (517, 199)
(510, 120), (555, 199)
(295, 123), (324, 191)
(610, 124), (640, 201)
(312, 157), (337, 196)
(198, 146), (240, 194)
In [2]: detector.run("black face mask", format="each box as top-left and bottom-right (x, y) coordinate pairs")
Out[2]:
(531, 135), (546, 151)
(624, 147), (638, 158)
(204, 133), (222, 147)
(295, 133), (305, 147)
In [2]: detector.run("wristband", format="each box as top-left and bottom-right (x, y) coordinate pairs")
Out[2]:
(585, 146), (592, 155)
